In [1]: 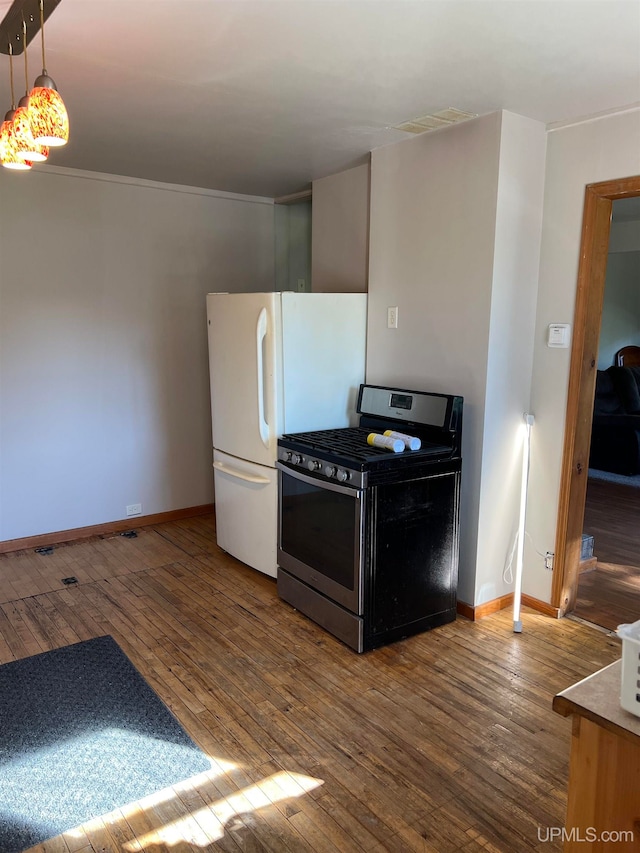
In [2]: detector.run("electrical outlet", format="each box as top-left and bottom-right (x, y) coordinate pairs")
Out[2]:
(126, 503), (142, 517)
(387, 306), (398, 329)
(545, 551), (554, 570)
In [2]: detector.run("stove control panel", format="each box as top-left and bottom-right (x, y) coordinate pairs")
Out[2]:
(321, 464), (350, 482)
(278, 448), (363, 488)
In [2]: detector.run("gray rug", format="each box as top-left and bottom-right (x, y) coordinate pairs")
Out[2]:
(0, 635), (212, 853)
(588, 467), (640, 488)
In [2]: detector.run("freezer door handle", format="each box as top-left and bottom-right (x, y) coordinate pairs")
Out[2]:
(213, 460), (271, 484)
(256, 307), (270, 449)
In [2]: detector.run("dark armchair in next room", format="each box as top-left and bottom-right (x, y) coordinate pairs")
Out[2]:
(589, 366), (640, 475)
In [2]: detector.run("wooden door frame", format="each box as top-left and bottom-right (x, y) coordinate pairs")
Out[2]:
(551, 175), (640, 615)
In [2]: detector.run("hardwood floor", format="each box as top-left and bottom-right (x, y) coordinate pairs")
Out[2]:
(0, 515), (621, 852)
(576, 478), (640, 630)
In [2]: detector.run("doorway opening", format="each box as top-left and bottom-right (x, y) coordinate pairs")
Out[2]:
(575, 200), (640, 630)
(551, 176), (640, 620)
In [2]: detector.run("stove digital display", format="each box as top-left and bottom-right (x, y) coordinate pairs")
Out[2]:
(390, 393), (412, 410)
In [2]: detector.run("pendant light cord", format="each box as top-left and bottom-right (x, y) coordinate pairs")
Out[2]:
(8, 42), (16, 109)
(22, 18), (29, 95)
(39, 0), (46, 74)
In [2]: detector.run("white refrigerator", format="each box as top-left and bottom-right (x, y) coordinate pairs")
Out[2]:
(206, 291), (367, 578)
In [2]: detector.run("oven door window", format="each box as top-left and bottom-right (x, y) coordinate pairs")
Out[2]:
(279, 470), (363, 612)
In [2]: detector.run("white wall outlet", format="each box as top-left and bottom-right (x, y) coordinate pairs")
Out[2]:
(545, 551), (554, 570)
(387, 306), (399, 329)
(126, 503), (142, 516)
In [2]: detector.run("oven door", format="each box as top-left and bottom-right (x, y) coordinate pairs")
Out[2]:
(277, 462), (364, 614)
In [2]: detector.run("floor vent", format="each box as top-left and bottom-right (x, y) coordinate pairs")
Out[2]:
(581, 533), (595, 561)
(61, 577), (78, 586)
(120, 530), (138, 539)
(35, 546), (54, 555)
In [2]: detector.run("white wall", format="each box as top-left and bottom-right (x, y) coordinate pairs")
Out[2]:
(475, 111), (546, 604)
(525, 108), (640, 603)
(274, 200), (312, 292)
(0, 168), (274, 541)
(312, 163), (369, 292)
(598, 212), (640, 368)
(367, 111), (545, 606)
(609, 219), (640, 253)
(598, 251), (640, 368)
(367, 113), (501, 603)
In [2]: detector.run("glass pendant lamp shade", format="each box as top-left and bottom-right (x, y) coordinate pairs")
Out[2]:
(0, 110), (33, 170)
(29, 73), (69, 147)
(13, 96), (48, 161)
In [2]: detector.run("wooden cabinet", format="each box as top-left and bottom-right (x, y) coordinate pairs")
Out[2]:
(553, 661), (640, 852)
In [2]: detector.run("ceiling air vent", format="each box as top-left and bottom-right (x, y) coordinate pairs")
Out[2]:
(394, 108), (478, 134)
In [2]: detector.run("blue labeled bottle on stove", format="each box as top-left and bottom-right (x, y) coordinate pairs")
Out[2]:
(367, 433), (404, 453)
(383, 429), (421, 450)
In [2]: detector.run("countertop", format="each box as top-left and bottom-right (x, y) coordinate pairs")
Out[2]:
(553, 659), (640, 745)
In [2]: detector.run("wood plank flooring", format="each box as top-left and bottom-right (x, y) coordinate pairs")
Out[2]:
(0, 515), (622, 853)
(577, 479), (640, 630)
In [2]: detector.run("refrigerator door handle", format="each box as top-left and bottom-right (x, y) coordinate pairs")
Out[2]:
(213, 460), (271, 485)
(256, 307), (270, 449)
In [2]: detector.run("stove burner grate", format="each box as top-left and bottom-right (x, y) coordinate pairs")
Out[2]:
(280, 427), (449, 465)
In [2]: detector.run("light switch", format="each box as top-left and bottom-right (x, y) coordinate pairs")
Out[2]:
(547, 323), (570, 348)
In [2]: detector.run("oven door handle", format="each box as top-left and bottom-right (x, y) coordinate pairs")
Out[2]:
(214, 460), (271, 484)
(276, 461), (362, 496)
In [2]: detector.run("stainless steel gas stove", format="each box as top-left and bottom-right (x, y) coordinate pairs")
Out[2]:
(276, 384), (463, 652)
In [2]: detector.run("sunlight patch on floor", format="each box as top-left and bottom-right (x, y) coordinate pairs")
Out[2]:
(61, 757), (238, 845)
(121, 770), (324, 850)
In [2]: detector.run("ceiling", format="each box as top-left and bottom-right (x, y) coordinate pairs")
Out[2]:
(0, 0), (639, 198)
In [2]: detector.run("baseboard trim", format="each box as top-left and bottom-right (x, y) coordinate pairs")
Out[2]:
(0, 504), (214, 555)
(457, 593), (513, 621)
(521, 593), (561, 618)
(579, 556), (598, 574)
(456, 600), (476, 621)
(457, 592), (561, 621)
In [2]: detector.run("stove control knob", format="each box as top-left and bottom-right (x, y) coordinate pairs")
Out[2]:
(283, 450), (293, 462)
(307, 459), (321, 471)
(293, 454), (303, 465)
(324, 465), (337, 478)
(336, 469), (349, 482)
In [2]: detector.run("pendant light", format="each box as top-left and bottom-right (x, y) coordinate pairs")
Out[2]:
(28, 0), (68, 147)
(13, 18), (48, 162)
(0, 43), (32, 170)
